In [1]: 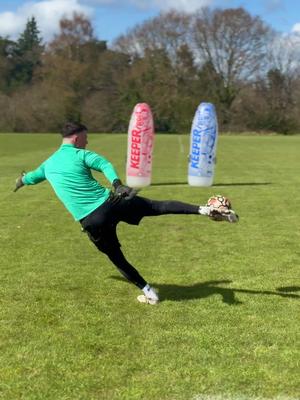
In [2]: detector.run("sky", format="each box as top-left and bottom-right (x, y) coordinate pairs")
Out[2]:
(0, 0), (299, 45)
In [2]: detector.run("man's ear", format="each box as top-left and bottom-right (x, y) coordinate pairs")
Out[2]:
(72, 134), (79, 145)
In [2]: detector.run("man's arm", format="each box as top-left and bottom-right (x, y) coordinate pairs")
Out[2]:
(83, 151), (138, 199)
(83, 151), (119, 183)
(14, 164), (46, 192)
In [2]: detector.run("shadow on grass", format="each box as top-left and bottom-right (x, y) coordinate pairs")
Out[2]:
(150, 182), (271, 187)
(110, 277), (300, 305)
(153, 280), (300, 304)
(276, 286), (300, 292)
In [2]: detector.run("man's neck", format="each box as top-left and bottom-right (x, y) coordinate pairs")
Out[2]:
(62, 138), (75, 145)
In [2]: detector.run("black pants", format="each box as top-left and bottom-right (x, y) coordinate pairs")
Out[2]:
(80, 194), (199, 289)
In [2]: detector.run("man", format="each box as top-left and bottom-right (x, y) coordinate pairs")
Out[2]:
(14, 122), (239, 305)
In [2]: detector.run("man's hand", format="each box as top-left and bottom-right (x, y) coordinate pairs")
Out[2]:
(14, 171), (26, 192)
(112, 179), (138, 200)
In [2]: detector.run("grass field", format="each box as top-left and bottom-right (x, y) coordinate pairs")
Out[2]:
(0, 133), (300, 400)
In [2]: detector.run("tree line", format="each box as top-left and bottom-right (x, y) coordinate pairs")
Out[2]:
(0, 7), (299, 134)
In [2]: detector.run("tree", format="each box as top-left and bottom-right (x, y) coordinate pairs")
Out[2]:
(10, 17), (44, 87)
(44, 13), (108, 124)
(17, 16), (43, 52)
(253, 68), (297, 134)
(81, 49), (130, 131)
(192, 7), (273, 127)
(113, 10), (191, 65)
(49, 12), (106, 62)
(115, 47), (195, 132)
(0, 37), (17, 92)
(113, 11), (200, 132)
(267, 34), (300, 80)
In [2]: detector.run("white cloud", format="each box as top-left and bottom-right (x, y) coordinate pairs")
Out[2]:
(130, 0), (213, 12)
(85, 0), (212, 12)
(0, 0), (93, 42)
(292, 23), (300, 33)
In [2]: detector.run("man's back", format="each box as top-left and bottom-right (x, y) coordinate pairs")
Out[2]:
(24, 144), (119, 220)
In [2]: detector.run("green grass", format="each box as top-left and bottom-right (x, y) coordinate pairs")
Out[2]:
(0, 133), (299, 400)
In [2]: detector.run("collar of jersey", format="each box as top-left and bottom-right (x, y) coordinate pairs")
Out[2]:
(61, 144), (76, 148)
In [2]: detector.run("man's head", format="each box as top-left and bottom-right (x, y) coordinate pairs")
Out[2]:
(61, 122), (88, 149)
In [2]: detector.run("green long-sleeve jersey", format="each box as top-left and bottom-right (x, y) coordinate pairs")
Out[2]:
(23, 144), (119, 221)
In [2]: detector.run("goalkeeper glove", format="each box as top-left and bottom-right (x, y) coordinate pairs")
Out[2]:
(14, 171), (26, 192)
(112, 179), (138, 200)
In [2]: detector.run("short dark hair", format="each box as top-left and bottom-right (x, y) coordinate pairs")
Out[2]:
(61, 122), (87, 137)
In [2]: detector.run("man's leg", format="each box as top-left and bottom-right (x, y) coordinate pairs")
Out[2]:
(106, 247), (159, 305)
(142, 198), (203, 216)
(119, 196), (210, 223)
(106, 246), (147, 289)
(84, 223), (159, 304)
(118, 196), (237, 223)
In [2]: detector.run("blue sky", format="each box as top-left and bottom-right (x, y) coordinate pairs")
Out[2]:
(0, 0), (299, 44)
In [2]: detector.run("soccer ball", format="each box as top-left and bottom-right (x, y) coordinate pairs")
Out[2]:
(206, 195), (231, 213)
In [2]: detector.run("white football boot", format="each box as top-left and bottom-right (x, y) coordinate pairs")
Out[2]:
(137, 295), (159, 305)
(137, 286), (159, 305)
